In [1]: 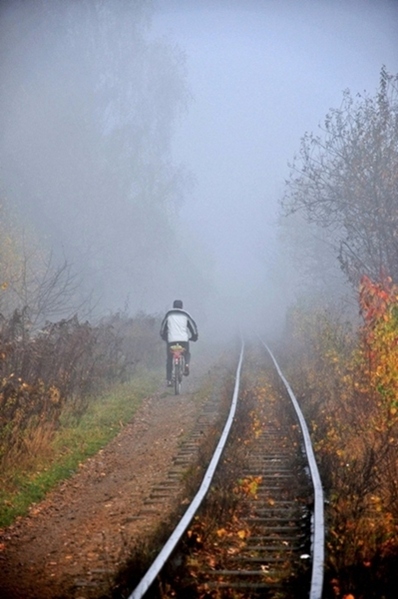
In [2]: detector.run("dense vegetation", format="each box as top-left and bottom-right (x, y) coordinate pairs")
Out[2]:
(280, 68), (398, 597)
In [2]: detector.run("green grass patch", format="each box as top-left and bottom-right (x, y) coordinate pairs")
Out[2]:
(0, 371), (160, 528)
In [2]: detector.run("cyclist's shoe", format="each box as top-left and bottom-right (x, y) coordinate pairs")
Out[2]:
(167, 380), (173, 387)
(184, 364), (190, 376)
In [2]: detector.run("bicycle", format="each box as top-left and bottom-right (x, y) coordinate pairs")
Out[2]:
(169, 343), (186, 395)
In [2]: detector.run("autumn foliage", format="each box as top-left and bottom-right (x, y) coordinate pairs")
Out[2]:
(359, 274), (398, 419)
(283, 275), (398, 597)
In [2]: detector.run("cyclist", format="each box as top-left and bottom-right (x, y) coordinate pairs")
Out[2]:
(160, 299), (198, 386)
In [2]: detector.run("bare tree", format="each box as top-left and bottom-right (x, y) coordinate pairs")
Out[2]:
(0, 216), (91, 331)
(281, 67), (398, 287)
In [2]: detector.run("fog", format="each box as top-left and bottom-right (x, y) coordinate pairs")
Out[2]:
(153, 0), (398, 338)
(1, 0), (397, 341)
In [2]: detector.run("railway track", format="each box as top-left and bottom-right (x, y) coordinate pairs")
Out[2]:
(198, 405), (313, 597)
(127, 340), (325, 599)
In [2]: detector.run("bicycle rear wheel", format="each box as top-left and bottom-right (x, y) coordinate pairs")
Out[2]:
(174, 357), (184, 395)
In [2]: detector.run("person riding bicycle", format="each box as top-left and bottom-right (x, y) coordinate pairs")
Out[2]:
(160, 300), (198, 386)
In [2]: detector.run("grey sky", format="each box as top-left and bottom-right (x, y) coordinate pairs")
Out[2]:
(152, 0), (398, 323)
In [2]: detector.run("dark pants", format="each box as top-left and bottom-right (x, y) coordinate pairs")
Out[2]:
(166, 341), (190, 380)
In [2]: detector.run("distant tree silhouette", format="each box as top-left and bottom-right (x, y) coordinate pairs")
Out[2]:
(0, 0), (193, 311)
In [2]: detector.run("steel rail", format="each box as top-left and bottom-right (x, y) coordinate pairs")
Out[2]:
(261, 340), (325, 599)
(127, 342), (245, 599)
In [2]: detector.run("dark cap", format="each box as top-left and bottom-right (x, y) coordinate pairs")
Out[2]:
(173, 299), (183, 309)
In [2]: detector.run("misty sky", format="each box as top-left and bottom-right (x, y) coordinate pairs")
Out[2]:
(1, 0), (397, 339)
(152, 0), (398, 330)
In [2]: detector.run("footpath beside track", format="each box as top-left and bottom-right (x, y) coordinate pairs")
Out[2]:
(0, 357), (229, 599)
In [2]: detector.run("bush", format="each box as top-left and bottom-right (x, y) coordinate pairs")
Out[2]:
(281, 286), (398, 597)
(0, 309), (163, 467)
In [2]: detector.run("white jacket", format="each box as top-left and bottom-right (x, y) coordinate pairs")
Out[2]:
(160, 309), (198, 343)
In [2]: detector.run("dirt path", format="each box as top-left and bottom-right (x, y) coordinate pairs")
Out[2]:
(0, 366), (212, 599)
